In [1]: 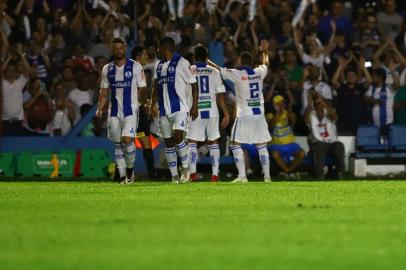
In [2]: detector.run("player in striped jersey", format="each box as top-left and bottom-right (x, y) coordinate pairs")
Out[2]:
(187, 45), (230, 182)
(150, 37), (199, 183)
(96, 38), (147, 184)
(208, 40), (272, 183)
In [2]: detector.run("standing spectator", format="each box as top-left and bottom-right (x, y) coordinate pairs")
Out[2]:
(52, 82), (75, 136)
(377, 0), (403, 40)
(267, 95), (305, 179)
(68, 73), (94, 125)
(26, 39), (51, 83)
(23, 77), (53, 136)
(1, 51), (31, 136)
(47, 33), (71, 71)
(88, 29), (113, 60)
(301, 65), (333, 114)
(394, 84), (406, 125)
(354, 12), (382, 60)
(317, 1), (352, 45)
(394, 19), (406, 54)
(57, 65), (77, 95)
(305, 93), (345, 179)
(364, 66), (400, 135)
(72, 44), (95, 73)
(332, 57), (371, 134)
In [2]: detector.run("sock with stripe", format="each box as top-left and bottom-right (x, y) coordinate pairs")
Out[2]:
(124, 142), (136, 169)
(115, 143), (126, 178)
(257, 144), (270, 178)
(230, 145), (246, 178)
(188, 143), (198, 174)
(165, 147), (178, 177)
(176, 141), (189, 169)
(209, 144), (220, 176)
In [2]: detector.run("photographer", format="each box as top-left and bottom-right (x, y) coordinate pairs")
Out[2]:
(305, 92), (345, 179)
(301, 64), (333, 115)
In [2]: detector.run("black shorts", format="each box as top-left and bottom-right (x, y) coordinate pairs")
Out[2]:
(137, 105), (150, 137)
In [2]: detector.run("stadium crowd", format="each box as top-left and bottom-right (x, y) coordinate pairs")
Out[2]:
(1, 0), (406, 178)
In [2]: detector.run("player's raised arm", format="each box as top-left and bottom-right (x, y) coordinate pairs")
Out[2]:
(96, 65), (110, 118)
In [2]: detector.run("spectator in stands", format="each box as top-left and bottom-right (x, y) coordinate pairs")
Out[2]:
(47, 33), (71, 71)
(68, 73), (94, 125)
(377, 0), (403, 40)
(293, 20), (336, 70)
(89, 28), (113, 60)
(1, 49), (31, 136)
(332, 57), (371, 134)
(56, 65), (77, 95)
(305, 92), (345, 179)
(52, 82), (74, 136)
(72, 44), (95, 73)
(267, 95), (305, 179)
(394, 84), (406, 125)
(365, 67), (400, 135)
(23, 77), (53, 136)
(317, 1), (352, 45)
(354, 12), (382, 61)
(26, 39), (51, 83)
(395, 19), (406, 54)
(301, 65), (333, 114)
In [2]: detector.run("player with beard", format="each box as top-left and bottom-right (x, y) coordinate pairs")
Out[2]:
(96, 38), (147, 184)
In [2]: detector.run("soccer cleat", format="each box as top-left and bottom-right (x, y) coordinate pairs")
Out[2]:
(211, 175), (219, 182)
(279, 172), (290, 179)
(172, 175), (180, 184)
(125, 168), (135, 184)
(231, 177), (248, 183)
(264, 176), (272, 183)
(180, 167), (190, 183)
(190, 173), (199, 182)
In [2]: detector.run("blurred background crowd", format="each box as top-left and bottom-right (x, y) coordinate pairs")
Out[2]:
(1, 0), (406, 140)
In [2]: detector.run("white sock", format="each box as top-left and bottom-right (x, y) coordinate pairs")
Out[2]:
(257, 144), (270, 178)
(165, 147), (178, 177)
(210, 144), (220, 176)
(115, 143), (126, 178)
(188, 143), (197, 174)
(124, 142), (136, 169)
(230, 145), (246, 178)
(176, 141), (188, 169)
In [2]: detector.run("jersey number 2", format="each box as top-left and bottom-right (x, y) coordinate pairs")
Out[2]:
(249, 82), (259, 98)
(198, 75), (209, 94)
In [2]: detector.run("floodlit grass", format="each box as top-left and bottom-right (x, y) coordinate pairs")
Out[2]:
(1, 181), (406, 270)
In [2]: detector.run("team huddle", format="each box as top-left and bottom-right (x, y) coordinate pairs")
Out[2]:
(96, 36), (272, 184)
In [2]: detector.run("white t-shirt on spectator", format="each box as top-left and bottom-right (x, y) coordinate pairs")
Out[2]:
(53, 109), (72, 136)
(302, 53), (326, 69)
(1, 75), (29, 121)
(68, 89), (94, 124)
(301, 80), (333, 114)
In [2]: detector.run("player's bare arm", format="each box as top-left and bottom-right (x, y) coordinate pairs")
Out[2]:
(96, 87), (109, 118)
(149, 79), (159, 117)
(190, 82), (199, 120)
(216, 93), (230, 129)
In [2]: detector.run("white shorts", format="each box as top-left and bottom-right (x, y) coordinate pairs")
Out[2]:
(231, 115), (272, 144)
(107, 115), (138, 143)
(187, 117), (220, 141)
(159, 112), (188, 139)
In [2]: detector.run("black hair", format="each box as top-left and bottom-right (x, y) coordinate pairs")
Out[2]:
(194, 45), (208, 62)
(372, 68), (387, 82)
(131, 45), (146, 60)
(80, 104), (93, 117)
(159, 37), (175, 52)
(112, 37), (126, 46)
(239, 51), (253, 67)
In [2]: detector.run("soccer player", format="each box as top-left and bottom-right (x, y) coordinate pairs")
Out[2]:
(149, 37), (198, 183)
(187, 45), (230, 182)
(208, 40), (272, 183)
(96, 37), (147, 184)
(131, 45), (155, 180)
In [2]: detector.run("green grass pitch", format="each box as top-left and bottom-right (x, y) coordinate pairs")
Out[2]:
(1, 181), (406, 270)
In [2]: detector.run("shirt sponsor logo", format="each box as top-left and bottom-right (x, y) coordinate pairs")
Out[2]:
(125, 71), (133, 79)
(111, 81), (131, 88)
